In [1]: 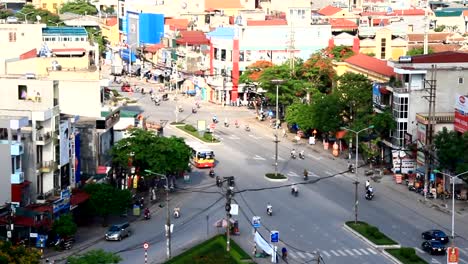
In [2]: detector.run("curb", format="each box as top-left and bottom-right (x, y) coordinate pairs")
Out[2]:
(263, 175), (288, 182)
(170, 125), (221, 145)
(342, 223), (402, 264)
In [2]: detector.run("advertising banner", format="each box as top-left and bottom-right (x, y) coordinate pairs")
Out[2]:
(454, 110), (468, 133)
(59, 121), (70, 166)
(392, 150), (416, 174)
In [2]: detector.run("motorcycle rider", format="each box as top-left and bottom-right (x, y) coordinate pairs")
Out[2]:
(291, 184), (298, 195)
(365, 180), (370, 191)
(290, 149), (296, 159)
(173, 207), (180, 218)
(366, 185), (374, 198)
(299, 150), (305, 159)
(209, 168), (215, 177)
(303, 169), (308, 180)
(224, 117), (229, 127)
(266, 203), (273, 215)
(144, 208), (150, 219)
(212, 115), (218, 123)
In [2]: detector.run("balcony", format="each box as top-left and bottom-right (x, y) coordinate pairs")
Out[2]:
(0, 140), (24, 156)
(36, 131), (52, 145)
(416, 112), (455, 125)
(11, 170), (24, 184)
(38, 160), (58, 173)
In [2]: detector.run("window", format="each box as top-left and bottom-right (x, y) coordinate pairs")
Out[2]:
(11, 158), (14, 174)
(214, 48), (218, 59)
(459, 77), (464, 84)
(53, 3), (57, 9)
(9, 32), (16, 42)
(380, 38), (386, 58)
(221, 49), (226, 61)
(239, 51), (244, 62)
(42, 3), (47, 8)
(18, 85), (28, 100)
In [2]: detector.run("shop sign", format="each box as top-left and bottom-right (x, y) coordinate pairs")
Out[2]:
(392, 150), (416, 174)
(454, 110), (468, 133)
(447, 247), (459, 264)
(455, 94), (468, 113)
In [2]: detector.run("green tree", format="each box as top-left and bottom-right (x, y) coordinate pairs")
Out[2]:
(406, 47), (434, 56)
(83, 183), (132, 224)
(86, 27), (108, 56)
(302, 52), (335, 94)
(60, 0), (98, 15)
(335, 72), (373, 124)
(326, 45), (355, 61)
(371, 109), (396, 138)
(111, 128), (191, 175)
(17, 4), (61, 25)
(52, 213), (77, 237)
(0, 241), (41, 264)
(434, 128), (468, 181)
(0, 9), (14, 19)
(309, 93), (344, 133)
(285, 102), (314, 131)
(67, 249), (122, 264)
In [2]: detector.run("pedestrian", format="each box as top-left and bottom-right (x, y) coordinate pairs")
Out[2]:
(282, 128), (287, 138)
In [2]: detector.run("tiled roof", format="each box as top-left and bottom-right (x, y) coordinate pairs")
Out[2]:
(330, 19), (357, 29)
(464, 10), (468, 16)
(372, 18), (388, 26)
(344, 54), (394, 77)
(393, 9), (426, 16)
(165, 18), (189, 30)
(410, 51), (468, 64)
(247, 20), (288, 26)
(407, 33), (451, 43)
(318, 5), (343, 16)
(145, 43), (165, 53)
(205, 0), (242, 10)
(176, 30), (209, 45)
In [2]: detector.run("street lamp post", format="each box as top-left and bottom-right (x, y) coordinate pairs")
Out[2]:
(271, 79), (284, 177)
(341, 125), (374, 224)
(18, 11), (34, 24)
(125, 43), (138, 74)
(433, 170), (468, 243)
(47, 20), (64, 27)
(144, 170), (171, 260)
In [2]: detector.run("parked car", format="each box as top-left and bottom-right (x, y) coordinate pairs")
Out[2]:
(121, 83), (132, 92)
(421, 240), (446, 255)
(421, 229), (449, 244)
(105, 222), (131, 241)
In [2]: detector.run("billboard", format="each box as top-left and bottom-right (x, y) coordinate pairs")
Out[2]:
(126, 12), (139, 47)
(392, 150), (416, 174)
(139, 13), (164, 44)
(454, 94), (468, 133)
(59, 121), (70, 166)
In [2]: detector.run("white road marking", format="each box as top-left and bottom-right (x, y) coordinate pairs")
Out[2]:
(228, 135), (240, 140)
(337, 250), (347, 256)
(352, 249), (362, 255)
(459, 248), (468, 255)
(344, 249), (354, 256)
(248, 134), (262, 140)
(296, 252), (305, 258)
(271, 156), (285, 161)
(305, 252), (315, 258)
(321, 251), (331, 258)
(415, 247), (425, 254)
(431, 258), (441, 263)
(325, 171), (333, 175)
(367, 248), (377, 254)
(307, 153), (322, 160)
(289, 251), (297, 258)
(308, 171), (319, 177)
(253, 155), (266, 160)
(460, 258), (468, 264)
(359, 248), (369, 255)
(287, 171), (300, 177)
(330, 250), (340, 256)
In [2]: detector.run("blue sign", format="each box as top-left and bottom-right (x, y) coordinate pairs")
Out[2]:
(270, 231), (279, 243)
(430, 173), (435, 182)
(36, 234), (47, 248)
(252, 216), (261, 228)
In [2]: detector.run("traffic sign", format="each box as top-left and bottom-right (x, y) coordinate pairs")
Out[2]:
(447, 247), (459, 264)
(210, 123), (216, 129)
(252, 216), (261, 228)
(143, 242), (149, 250)
(270, 230), (279, 243)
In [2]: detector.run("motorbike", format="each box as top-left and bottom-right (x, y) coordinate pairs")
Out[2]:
(266, 206), (273, 216)
(192, 108), (197, 114)
(291, 187), (299, 197)
(178, 107), (184, 113)
(209, 169), (215, 178)
(144, 211), (151, 220)
(298, 152), (305, 160)
(235, 122), (239, 128)
(224, 122), (229, 127)
(290, 153), (297, 159)
(348, 164), (355, 173)
(365, 191), (374, 200)
(245, 125), (250, 132)
(173, 208), (180, 218)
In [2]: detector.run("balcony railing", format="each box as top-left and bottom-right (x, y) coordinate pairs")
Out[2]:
(416, 112), (455, 124)
(38, 160), (58, 173)
(36, 131), (52, 145)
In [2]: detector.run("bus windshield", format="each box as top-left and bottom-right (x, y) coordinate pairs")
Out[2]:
(197, 151), (214, 159)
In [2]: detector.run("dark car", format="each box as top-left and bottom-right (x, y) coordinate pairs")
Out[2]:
(421, 229), (449, 244)
(421, 240), (446, 255)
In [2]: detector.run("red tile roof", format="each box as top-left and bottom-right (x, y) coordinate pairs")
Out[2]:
(205, 0), (242, 10)
(176, 30), (209, 45)
(393, 9), (425, 16)
(344, 54), (395, 77)
(145, 43), (165, 53)
(20, 48), (37, 60)
(464, 10), (468, 16)
(410, 51), (468, 64)
(407, 33), (451, 43)
(165, 18), (189, 30)
(318, 5), (343, 16)
(330, 18), (357, 30)
(247, 20), (288, 26)
(372, 18), (388, 26)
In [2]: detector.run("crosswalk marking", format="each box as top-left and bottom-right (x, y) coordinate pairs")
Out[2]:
(308, 171), (319, 177)
(305, 252), (314, 258)
(287, 171), (299, 177)
(330, 250), (340, 256)
(248, 134), (262, 140)
(367, 248), (377, 254)
(270, 156), (285, 161)
(459, 248), (468, 255)
(344, 249), (354, 256)
(359, 248), (369, 255)
(253, 155), (266, 160)
(415, 247), (425, 254)
(321, 251), (331, 258)
(352, 249), (362, 255)
(296, 252), (305, 258)
(325, 171), (333, 175)
(431, 258), (441, 263)
(228, 135), (240, 140)
(289, 251), (296, 258)
(337, 250), (346, 256)
(307, 153), (322, 160)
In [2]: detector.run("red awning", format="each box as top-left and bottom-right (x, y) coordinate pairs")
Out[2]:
(71, 191), (89, 206)
(379, 86), (390, 95)
(96, 166), (109, 174)
(52, 48), (86, 56)
(336, 130), (348, 139)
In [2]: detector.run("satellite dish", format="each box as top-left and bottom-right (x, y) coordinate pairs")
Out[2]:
(36, 15), (41, 22)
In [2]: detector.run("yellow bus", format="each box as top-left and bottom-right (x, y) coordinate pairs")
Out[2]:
(186, 141), (215, 168)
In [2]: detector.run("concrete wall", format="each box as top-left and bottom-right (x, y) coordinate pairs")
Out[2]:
(0, 24), (45, 59)
(5, 57), (91, 76)
(58, 79), (101, 118)
(0, 79), (55, 111)
(0, 144), (12, 203)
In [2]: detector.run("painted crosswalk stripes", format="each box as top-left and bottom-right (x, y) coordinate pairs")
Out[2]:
(352, 249), (362, 255)
(344, 249), (354, 256)
(296, 251), (305, 258)
(305, 252), (314, 258)
(287, 171), (300, 177)
(330, 250), (340, 256)
(289, 248), (379, 259)
(308, 171), (319, 177)
(367, 248), (377, 254)
(253, 155), (266, 160)
(337, 250), (346, 256)
(321, 251), (331, 257)
(459, 248), (468, 255)
(359, 248), (369, 255)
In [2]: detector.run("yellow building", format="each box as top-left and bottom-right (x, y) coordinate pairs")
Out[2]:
(32, 0), (63, 14)
(359, 27), (407, 61)
(100, 17), (119, 47)
(333, 53), (395, 83)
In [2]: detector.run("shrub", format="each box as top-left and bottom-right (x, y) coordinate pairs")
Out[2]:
(400, 247), (415, 258)
(366, 226), (378, 236)
(184, 124), (197, 132)
(409, 253), (420, 262)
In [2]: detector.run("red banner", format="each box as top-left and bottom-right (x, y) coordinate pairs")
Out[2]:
(454, 111), (468, 133)
(447, 247), (459, 264)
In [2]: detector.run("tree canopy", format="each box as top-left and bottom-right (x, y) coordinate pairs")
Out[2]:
(67, 249), (122, 264)
(83, 183), (132, 221)
(0, 9), (14, 19)
(60, 0), (98, 15)
(434, 128), (468, 181)
(111, 128), (191, 175)
(406, 47), (434, 56)
(0, 241), (41, 264)
(17, 4), (60, 25)
(52, 213), (77, 237)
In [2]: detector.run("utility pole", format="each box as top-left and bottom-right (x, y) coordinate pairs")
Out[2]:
(222, 176), (235, 252)
(271, 79), (284, 177)
(423, 65), (437, 199)
(287, 19), (296, 76)
(165, 176), (171, 259)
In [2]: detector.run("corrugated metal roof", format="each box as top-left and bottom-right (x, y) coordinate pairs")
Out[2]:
(434, 8), (468, 17)
(42, 27), (88, 36)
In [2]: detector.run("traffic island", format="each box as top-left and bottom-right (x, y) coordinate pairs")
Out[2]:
(344, 221), (399, 248)
(164, 234), (253, 264)
(264, 173), (287, 182)
(174, 124), (220, 143)
(385, 248), (428, 264)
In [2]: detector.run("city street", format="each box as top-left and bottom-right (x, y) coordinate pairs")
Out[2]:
(84, 81), (468, 264)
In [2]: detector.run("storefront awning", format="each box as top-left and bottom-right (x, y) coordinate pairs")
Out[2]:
(52, 48), (86, 56)
(71, 190), (90, 206)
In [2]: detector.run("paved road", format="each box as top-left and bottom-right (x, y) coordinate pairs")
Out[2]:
(92, 80), (468, 264)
